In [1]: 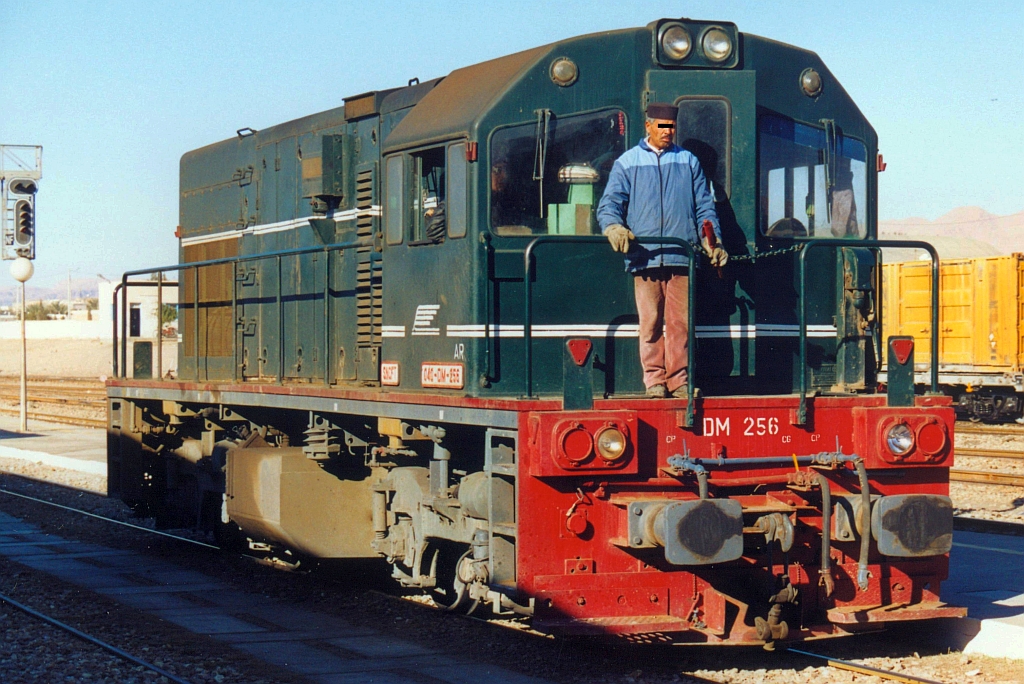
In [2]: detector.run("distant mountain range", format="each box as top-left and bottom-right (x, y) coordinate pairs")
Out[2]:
(0, 277), (101, 308)
(879, 206), (1024, 257)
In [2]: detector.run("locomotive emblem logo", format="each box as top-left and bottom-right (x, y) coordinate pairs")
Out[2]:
(412, 304), (441, 336)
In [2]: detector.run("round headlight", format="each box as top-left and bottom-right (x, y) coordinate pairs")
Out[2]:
(595, 426), (627, 461)
(661, 25), (692, 61)
(550, 57), (578, 87)
(886, 423), (915, 456)
(800, 68), (822, 97)
(701, 28), (733, 63)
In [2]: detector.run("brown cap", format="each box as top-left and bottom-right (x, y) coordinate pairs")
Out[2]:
(645, 102), (678, 120)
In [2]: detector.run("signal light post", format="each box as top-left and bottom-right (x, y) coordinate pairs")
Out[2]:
(2, 145), (42, 433)
(10, 258), (33, 432)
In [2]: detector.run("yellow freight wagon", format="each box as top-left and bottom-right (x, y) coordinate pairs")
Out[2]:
(881, 253), (1024, 421)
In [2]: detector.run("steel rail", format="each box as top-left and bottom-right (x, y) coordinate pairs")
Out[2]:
(0, 379), (105, 389)
(0, 487), (220, 549)
(0, 393), (105, 407)
(0, 407), (105, 429)
(0, 387), (106, 397)
(949, 469), (1024, 487)
(0, 591), (193, 684)
(787, 647), (943, 684)
(957, 447), (1024, 461)
(956, 423), (1024, 437)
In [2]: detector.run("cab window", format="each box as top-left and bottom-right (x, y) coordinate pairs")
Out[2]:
(385, 155), (405, 245)
(490, 109), (626, 236)
(759, 114), (867, 238)
(447, 143), (467, 239)
(411, 147), (446, 244)
(676, 97), (730, 198)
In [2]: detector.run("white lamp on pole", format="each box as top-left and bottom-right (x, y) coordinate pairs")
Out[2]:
(10, 257), (33, 433)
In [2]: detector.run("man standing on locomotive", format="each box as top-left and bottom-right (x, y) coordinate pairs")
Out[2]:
(597, 102), (728, 398)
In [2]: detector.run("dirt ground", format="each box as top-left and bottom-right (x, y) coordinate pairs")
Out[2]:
(0, 339), (113, 379)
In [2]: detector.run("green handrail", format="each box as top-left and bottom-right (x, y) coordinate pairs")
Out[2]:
(117, 239), (366, 381)
(522, 235), (698, 425)
(796, 238), (940, 424)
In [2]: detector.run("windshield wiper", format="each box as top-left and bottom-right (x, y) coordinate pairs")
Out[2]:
(533, 108), (552, 217)
(820, 118), (837, 223)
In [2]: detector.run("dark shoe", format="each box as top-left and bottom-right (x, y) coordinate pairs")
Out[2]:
(645, 384), (668, 398)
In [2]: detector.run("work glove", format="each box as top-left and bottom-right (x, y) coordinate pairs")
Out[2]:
(605, 224), (635, 253)
(701, 236), (729, 268)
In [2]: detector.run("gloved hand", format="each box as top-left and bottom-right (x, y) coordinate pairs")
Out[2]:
(605, 224), (635, 253)
(701, 236), (729, 268)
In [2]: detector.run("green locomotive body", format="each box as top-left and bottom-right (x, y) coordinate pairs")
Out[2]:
(170, 19), (875, 398)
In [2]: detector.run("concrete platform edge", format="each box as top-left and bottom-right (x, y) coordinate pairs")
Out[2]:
(0, 444), (106, 476)
(946, 616), (1024, 661)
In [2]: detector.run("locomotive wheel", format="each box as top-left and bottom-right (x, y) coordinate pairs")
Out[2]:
(427, 542), (470, 611)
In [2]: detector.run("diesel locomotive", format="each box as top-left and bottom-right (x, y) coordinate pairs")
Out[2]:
(107, 18), (966, 646)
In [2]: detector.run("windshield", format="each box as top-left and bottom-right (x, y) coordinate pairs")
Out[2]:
(759, 114), (867, 238)
(490, 109), (626, 235)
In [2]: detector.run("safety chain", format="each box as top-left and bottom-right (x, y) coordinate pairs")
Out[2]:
(727, 242), (805, 263)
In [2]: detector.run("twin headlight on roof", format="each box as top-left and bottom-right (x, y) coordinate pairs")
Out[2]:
(655, 20), (739, 69)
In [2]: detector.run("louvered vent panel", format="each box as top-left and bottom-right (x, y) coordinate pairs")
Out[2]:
(355, 168), (381, 347)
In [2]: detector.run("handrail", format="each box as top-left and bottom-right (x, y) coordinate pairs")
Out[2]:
(522, 236), (698, 425)
(115, 239), (367, 380)
(111, 281), (178, 377)
(796, 238), (940, 424)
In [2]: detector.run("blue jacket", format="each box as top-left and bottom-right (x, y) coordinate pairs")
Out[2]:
(597, 138), (721, 272)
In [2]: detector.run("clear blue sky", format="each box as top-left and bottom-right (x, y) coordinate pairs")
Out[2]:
(2, 0), (1022, 288)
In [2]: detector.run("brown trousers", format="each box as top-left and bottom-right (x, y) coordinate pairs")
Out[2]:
(634, 267), (689, 392)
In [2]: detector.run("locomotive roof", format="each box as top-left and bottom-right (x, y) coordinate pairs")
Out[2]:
(383, 44), (551, 153)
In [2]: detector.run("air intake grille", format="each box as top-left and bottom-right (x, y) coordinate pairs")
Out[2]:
(355, 168), (381, 347)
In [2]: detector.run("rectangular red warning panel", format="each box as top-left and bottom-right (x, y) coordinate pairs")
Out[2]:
(421, 362), (464, 389)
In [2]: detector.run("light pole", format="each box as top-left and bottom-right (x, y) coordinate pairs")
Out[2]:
(66, 267), (79, 320)
(10, 257), (34, 433)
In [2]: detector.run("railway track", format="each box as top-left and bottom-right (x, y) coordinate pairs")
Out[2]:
(0, 591), (192, 684)
(957, 447), (1024, 461)
(0, 392), (105, 408)
(950, 469), (1024, 487)
(0, 406), (106, 429)
(0, 378), (107, 429)
(955, 422), (1024, 437)
(952, 434), (1024, 489)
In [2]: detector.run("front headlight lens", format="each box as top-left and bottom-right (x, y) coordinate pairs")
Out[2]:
(886, 424), (915, 456)
(661, 25), (692, 60)
(550, 57), (578, 87)
(800, 68), (823, 97)
(702, 28), (733, 63)
(595, 427), (627, 461)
